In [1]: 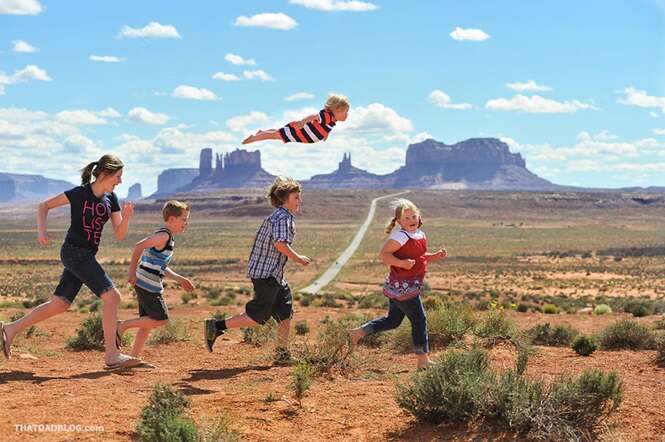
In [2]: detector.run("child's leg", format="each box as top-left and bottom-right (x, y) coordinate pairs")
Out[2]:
(119, 317), (167, 356)
(277, 318), (291, 348)
(100, 288), (123, 362)
(4, 295), (70, 349)
(242, 129), (282, 145)
(350, 299), (405, 345)
(400, 296), (431, 368)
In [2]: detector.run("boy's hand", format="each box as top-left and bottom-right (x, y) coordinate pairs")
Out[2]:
(401, 259), (416, 270)
(297, 255), (311, 266)
(128, 274), (137, 286)
(179, 278), (195, 292)
(38, 231), (49, 246)
(121, 202), (135, 219)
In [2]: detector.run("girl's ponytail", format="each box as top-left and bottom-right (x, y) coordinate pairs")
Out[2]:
(80, 161), (98, 185)
(385, 217), (397, 234)
(79, 155), (124, 185)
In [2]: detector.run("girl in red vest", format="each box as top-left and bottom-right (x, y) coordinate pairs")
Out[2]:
(350, 199), (447, 369)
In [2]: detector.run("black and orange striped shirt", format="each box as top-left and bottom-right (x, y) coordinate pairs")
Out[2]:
(279, 109), (337, 144)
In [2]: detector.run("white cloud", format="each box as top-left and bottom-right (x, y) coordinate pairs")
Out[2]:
(289, 0), (378, 12)
(63, 134), (97, 154)
(172, 85), (219, 101)
(89, 55), (124, 63)
(505, 80), (551, 93)
(243, 69), (275, 81)
(128, 107), (170, 125)
(449, 26), (490, 42)
(485, 94), (596, 113)
(224, 53), (256, 66)
(212, 72), (241, 82)
(567, 159), (604, 172)
(226, 111), (270, 133)
(342, 103), (414, 134)
(12, 40), (37, 53)
(650, 112), (660, 118)
(119, 21), (181, 39)
(285, 92), (315, 102)
(428, 89), (472, 110)
(10, 65), (52, 83)
(234, 13), (298, 31)
(618, 87), (665, 111)
(56, 110), (108, 126)
(98, 107), (121, 118)
(0, 0), (43, 15)
(654, 128), (665, 136)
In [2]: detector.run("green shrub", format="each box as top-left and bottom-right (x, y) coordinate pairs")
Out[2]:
(204, 287), (222, 300)
(136, 384), (197, 442)
(599, 319), (656, 350)
(180, 292), (197, 305)
(474, 309), (518, 340)
(623, 299), (654, 317)
(242, 319), (277, 346)
(295, 320), (310, 336)
(529, 323), (578, 347)
(422, 295), (444, 311)
(358, 293), (387, 309)
(197, 414), (239, 442)
(593, 304), (612, 315)
(292, 361), (314, 405)
(292, 318), (356, 374)
(543, 304), (559, 314)
(393, 304), (476, 353)
(148, 320), (190, 345)
(66, 314), (105, 351)
(516, 303), (529, 313)
(572, 335), (597, 356)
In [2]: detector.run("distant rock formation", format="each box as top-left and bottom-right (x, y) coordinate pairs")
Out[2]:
(155, 168), (199, 196)
(0, 173), (74, 203)
(127, 183), (142, 200)
(306, 153), (386, 188)
(184, 148), (276, 191)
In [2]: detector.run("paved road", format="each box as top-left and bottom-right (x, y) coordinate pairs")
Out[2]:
(299, 190), (410, 294)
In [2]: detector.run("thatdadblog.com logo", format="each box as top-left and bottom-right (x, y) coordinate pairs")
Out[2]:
(15, 423), (104, 433)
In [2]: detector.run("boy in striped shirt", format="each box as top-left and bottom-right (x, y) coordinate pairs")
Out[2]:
(117, 200), (194, 359)
(242, 94), (349, 145)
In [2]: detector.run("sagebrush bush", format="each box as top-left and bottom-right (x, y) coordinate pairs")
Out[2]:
(474, 309), (519, 340)
(295, 320), (310, 336)
(543, 303), (559, 314)
(599, 319), (656, 350)
(66, 314), (105, 351)
(593, 304), (612, 315)
(292, 318), (356, 374)
(148, 320), (190, 345)
(136, 384), (197, 442)
(529, 323), (579, 347)
(242, 319), (277, 346)
(572, 334), (597, 356)
(623, 299), (654, 317)
(396, 347), (622, 441)
(292, 361), (314, 405)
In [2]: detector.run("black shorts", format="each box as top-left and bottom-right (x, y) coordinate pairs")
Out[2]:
(246, 278), (293, 324)
(54, 242), (115, 304)
(135, 286), (169, 321)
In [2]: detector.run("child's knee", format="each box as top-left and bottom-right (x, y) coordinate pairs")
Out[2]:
(100, 288), (121, 305)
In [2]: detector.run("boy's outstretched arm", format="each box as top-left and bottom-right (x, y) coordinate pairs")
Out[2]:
(274, 241), (311, 266)
(292, 113), (319, 129)
(164, 267), (195, 291)
(127, 232), (169, 286)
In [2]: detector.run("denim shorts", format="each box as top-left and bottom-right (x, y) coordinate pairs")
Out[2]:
(54, 242), (115, 303)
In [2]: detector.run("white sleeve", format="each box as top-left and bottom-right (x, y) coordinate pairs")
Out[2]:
(387, 230), (409, 247)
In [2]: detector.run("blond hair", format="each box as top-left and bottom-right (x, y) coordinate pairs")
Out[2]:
(80, 154), (124, 185)
(385, 198), (422, 234)
(325, 94), (350, 112)
(267, 176), (302, 207)
(162, 200), (190, 221)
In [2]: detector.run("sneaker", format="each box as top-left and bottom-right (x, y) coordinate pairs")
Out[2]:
(204, 319), (222, 352)
(273, 346), (295, 366)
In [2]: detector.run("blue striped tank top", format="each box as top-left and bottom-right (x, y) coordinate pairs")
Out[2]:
(135, 228), (174, 293)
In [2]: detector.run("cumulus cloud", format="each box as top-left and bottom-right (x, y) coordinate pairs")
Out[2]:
(289, 0), (378, 12)
(89, 55), (124, 63)
(234, 13), (297, 30)
(449, 26), (490, 41)
(618, 87), (665, 112)
(128, 107), (170, 125)
(212, 72), (241, 82)
(485, 94), (596, 113)
(341, 103), (414, 134)
(428, 89), (472, 110)
(171, 85), (219, 101)
(226, 111), (271, 133)
(7, 65), (52, 83)
(119, 21), (181, 39)
(224, 53), (256, 66)
(56, 110), (108, 126)
(653, 128), (665, 136)
(243, 69), (274, 81)
(0, 0), (43, 15)
(12, 40), (37, 53)
(505, 80), (551, 92)
(285, 92), (315, 102)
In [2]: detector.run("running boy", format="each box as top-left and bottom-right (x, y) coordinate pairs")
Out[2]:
(117, 200), (194, 359)
(349, 199), (447, 370)
(242, 94), (349, 145)
(204, 176), (310, 361)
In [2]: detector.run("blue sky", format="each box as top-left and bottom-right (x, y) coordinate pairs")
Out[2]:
(2, 0), (665, 196)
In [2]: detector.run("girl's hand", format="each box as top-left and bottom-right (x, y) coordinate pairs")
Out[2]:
(38, 231), (49, 246)
(435, 249), (448, 260)
(401, 259), (416, 269)
(121, 202), (135, 219)
(180, 278), (195, 292)
(128, 274), (137, 286)
(297, 255), (311, 266)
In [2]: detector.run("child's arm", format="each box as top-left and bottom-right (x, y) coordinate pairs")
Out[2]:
(379, 239), (416, 269)
(425, 248), (448, 263)
(274, 241), (311, 266)
(110, 202), (135, 241)
(37, 193), (69, 246)
(164, 268), (195, 291)
(292, 113), (319, 129)
(127, 232), (169, 286)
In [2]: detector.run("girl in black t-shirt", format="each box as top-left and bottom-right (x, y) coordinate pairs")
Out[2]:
(0, 155), (140, 369)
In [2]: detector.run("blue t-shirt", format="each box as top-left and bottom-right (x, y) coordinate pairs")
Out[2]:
(64, 184), (120, 253)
